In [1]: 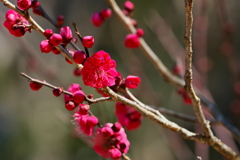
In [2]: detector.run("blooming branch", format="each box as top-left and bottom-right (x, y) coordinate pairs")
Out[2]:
(0, 0), (82, 70)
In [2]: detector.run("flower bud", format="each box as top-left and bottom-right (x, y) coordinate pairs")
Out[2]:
(65, 100), (76, 111)
(17, 0), (32, 10)
(73, 90), (85, 104)
(73, 50), (86, 64)
(57, 15), (64, 27)
(49, 33), (62, 46)
(124, 1), (134, 12)
(78, 104), (90, 115)
(31, 0), (40, 9)
(52, 87), (63, 97)
(44, 29), (53, 39)
(51, 47), (61, 55)
(101, 8), (112, 19)
(136, 28), (144, 37)
(82, 36), (94, 48)
(91, 12), (104, 27)
(32, 8), (43, 16)
(87, 116), (98, 127)
(40, 40), (52, 53)
(60, 26), (72, 44)
(124, 34), (140, 48)
(125, 75), (141, 89)
(29, 82), (42, 91)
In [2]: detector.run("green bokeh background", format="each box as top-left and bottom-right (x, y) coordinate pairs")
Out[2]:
(0, 0), (240, 159)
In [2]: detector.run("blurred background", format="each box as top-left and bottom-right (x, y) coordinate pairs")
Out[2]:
(0, 0), (240, 159)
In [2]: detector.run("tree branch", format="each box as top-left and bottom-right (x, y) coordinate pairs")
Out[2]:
(184, 0), (240, 159)
(20, 72), (113, 104)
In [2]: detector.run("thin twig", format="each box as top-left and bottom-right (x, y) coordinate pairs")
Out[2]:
(124, 87), (218, 124)
(72, 22), (90, 57)
(184, 1), (240, 159)
(20, 72), (112, 104)
(184, 0), (213, 137)
(157, 107), (219, 125)
(122, 154), (131, 160)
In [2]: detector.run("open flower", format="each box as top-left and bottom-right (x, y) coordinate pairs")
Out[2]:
(115, 102), (142, 130)
(81, 50), (118, 88)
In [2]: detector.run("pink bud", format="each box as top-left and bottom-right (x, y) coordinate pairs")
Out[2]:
(29, 81), (42, 91)
(172, 64), (183, 75)
(78, 104), (90, 115)
(183, 95), (192, 105)
(40, 40), (52, 53)
(136, 28), (144, 37)
(51, 47), (61, 55)
(73, 90), (85, 104)
(49, 33), (62, 46)
(125, 75), (141, 89)
(124, 1), (134, 12)
(124, 34), (140, 48)
(65, 100), (76, 111)
(12, 27), (26, 37)
(52, 87), (63, 97)
(44, 29), (53, 39)
(57, 15), (64, 27)
(60, 26), (72, 44)
(17, 0), (32, 10)
(6, 13), (16, 22)
(32, 8), (43, 16)
(87, 116), (98, 127)
(81, 36), (94, 48)
(91, 12), (104, 27)
(112, 122), (122, 132)
(101, 8), (112, 19)
(73, 68), (81, 76)
(87, 94), (94, 99)
(31, 0), (40, 9)
(109, 148), (122, 159)
(119, 143), (127, 151)
(73, 50), (86, 64)
(101, 127), (113, 138)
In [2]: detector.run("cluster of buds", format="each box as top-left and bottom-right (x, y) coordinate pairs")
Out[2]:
(93, 123), (130, 159)
(17, 0), (42, 16)
(64, 83), (85, 111)
(40, 26), (72, 54)
(73, 104), (98, 136)
(3, 10), (31, 37)
(121, 1), (145, 48)
(91, 8), (112, 27)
